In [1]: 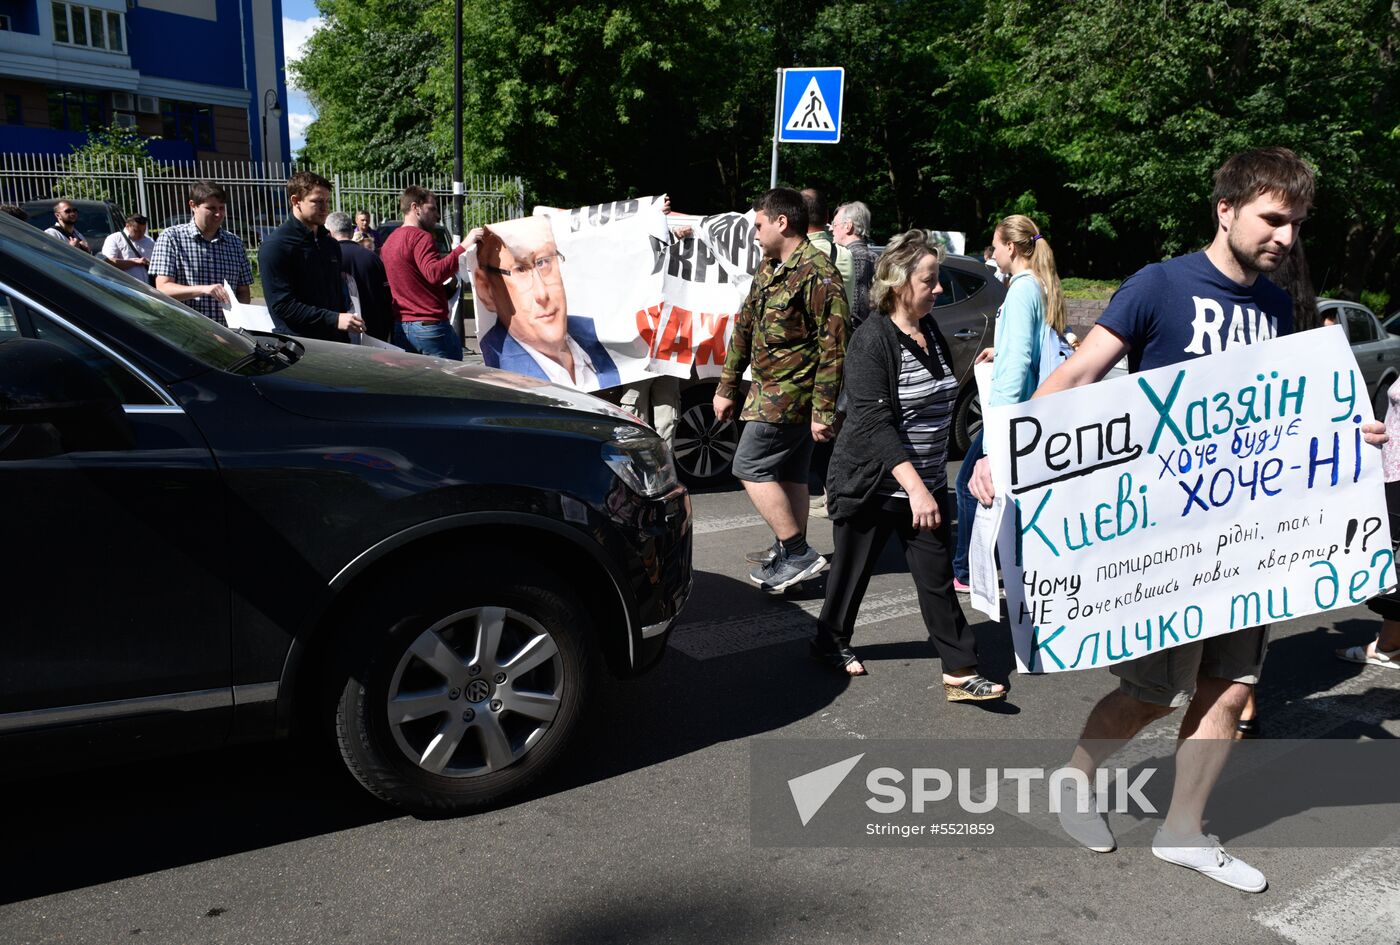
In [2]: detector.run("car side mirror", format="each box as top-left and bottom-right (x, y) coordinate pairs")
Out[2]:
(0, 338), (134, 454)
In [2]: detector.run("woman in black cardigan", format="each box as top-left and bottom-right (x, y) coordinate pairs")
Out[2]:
(811, 230), (1005, 701)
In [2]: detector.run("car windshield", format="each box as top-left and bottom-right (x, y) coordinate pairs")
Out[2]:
(0, 217), (257, 369)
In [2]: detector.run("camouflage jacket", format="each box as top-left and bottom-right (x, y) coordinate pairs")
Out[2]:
(716, 238), (849, 425)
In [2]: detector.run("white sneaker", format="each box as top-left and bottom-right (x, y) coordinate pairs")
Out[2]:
(1056, 780), (1115, 853)
(1151, 828), (1267, 893)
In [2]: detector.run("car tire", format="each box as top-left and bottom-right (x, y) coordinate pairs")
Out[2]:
(332, 563), (595, 814)
(952, 384), (982, 458)
(674, 381), (740, 487)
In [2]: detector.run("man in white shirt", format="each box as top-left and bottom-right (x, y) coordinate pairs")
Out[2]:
(473, 216), (620, 391)
(101, 214), (155, 284)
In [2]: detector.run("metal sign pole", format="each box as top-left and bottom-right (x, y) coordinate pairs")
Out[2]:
(769, 68), (781, 189)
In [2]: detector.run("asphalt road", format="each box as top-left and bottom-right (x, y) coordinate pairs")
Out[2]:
(3, 466), (1399, 945)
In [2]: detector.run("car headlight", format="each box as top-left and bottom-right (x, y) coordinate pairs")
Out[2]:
(602, 425), (679, 498)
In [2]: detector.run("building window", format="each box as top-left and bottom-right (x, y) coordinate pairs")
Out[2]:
(5, 95), (21, 125)
(51, 2), (124, 52)
(161, 100), (216, 149)
(48, 87), (106, 130)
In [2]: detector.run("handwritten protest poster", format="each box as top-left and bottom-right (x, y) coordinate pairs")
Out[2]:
(979, 328), (1394, 674)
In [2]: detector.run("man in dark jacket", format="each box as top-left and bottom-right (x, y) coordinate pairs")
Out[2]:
(326, 211), (393, 342)
(258, 171), (364, 342)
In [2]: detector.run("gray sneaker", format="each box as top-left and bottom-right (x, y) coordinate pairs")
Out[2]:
(1056, 779), (1115, 853)
(1151, 828), (1267, 893)
(745, 540), (781, 566)
(750, 546), (829, 593)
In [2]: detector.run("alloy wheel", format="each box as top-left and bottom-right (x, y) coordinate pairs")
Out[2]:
(385, 606), (565, 777)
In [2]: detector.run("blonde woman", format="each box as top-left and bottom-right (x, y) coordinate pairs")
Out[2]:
(812, 230), (1005, 700)
(952, 214), (1067, 590)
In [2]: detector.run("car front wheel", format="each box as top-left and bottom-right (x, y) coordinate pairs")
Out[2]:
(333, 568), (594, 814)
(952, 385), (982, 458)
(673, 382), (740, 487)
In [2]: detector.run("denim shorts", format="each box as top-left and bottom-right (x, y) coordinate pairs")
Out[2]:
(395, 319), (463, 361)
(731, 421), (815, 484)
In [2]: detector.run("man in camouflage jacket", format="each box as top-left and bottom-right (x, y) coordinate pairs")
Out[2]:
(714, 187), (849, 592)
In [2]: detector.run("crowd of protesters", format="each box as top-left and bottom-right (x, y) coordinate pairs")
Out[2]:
(716, 148), (1392, 898)
(9, 146), (1398, 897)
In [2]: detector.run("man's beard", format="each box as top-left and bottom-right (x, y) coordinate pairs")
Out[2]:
(1227, 230), (1284, 277)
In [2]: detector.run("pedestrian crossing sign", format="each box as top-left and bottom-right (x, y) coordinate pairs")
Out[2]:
(778, 67), (844, 144)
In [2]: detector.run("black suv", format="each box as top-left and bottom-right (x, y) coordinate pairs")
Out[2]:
(0, 214), (692, 814)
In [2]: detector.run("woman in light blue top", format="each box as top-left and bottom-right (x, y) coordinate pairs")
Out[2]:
(952, 214), (1067, 589)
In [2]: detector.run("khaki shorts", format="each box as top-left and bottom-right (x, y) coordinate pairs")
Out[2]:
(1111, 625), (1270, 708)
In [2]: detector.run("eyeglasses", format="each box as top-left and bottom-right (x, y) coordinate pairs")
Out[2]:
(485, 252), (566, 285)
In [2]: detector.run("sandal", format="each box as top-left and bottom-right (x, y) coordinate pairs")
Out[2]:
(944, 674), (1005, 702)
(1235, 718), (1261, 739)
(809, 642), (868, 677)
(1336, 643), (1400, 670)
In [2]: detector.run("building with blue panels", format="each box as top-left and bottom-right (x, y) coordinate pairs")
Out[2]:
(0, 0), (289, 163)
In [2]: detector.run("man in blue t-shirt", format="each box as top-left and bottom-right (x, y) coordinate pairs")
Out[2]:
(971, 147), (1385, 893)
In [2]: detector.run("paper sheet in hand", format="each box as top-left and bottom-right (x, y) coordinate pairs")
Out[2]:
(348, 330), (403, 351)
(974, 360), (994, 407)
(965, 359), (1002, 617)
(968, 494), (1006, 619)
(220, 281), (275, 331)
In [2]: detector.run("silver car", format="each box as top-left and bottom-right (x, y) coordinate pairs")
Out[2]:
(1321, 298), (1400, 418)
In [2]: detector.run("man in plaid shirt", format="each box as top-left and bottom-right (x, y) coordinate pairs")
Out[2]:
(151, 180), (253, 326)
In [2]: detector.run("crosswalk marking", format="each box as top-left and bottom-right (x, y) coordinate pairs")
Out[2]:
(693, 513), (767, 535)
(1253, 838), (1400, 945)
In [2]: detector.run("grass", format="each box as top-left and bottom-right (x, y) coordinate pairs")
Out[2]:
(1061, 277), (1121, 300)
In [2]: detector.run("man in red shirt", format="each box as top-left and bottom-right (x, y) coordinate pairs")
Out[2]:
(382, 186), (481, 359)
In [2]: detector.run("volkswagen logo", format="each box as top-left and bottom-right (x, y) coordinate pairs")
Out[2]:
(465, 678), (493, 703)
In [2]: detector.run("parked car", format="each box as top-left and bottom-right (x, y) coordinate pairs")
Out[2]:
(671, 252), (1006, 486)
(20, 198), (125, 255)
(1382, 309), (1400, 337)
(0, 214), (692, 814)
(1320, 297), (1400, 418)
(375, 219), (469, 338)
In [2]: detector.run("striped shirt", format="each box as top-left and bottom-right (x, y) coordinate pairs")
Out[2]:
(878, 322), (958, 496)
(149, 222), (253, 326)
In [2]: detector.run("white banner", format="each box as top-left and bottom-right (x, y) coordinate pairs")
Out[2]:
(467, 197), (762, 391)
(979, 328), (1394, 674)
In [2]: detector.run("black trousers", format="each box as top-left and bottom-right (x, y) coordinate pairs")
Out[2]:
(814, 489), (979, 671)
(1368, 479), (1400, 621)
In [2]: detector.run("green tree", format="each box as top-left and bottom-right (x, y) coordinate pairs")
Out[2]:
(983, 0), (1400, 297)
(292, 0), (447, 172)
(54, 123), (156, 202)
(423, 0), (775, 211)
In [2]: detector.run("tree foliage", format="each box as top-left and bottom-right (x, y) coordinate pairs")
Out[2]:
(55, 123), (157, 201)
(984, 0), (1400, 298)
(293, 0), (446, 172)
(295, 0), (1400, 301)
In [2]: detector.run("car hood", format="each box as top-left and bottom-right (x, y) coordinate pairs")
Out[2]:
(250, 337), (638, 428)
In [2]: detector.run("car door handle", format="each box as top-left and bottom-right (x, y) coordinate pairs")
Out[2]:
(952, 330), (980, 340)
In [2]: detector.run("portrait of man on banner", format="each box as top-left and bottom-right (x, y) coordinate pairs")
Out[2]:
(473, 216), (621, 391)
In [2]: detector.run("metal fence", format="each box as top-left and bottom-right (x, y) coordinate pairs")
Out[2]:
(0, 153), (525, 248)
